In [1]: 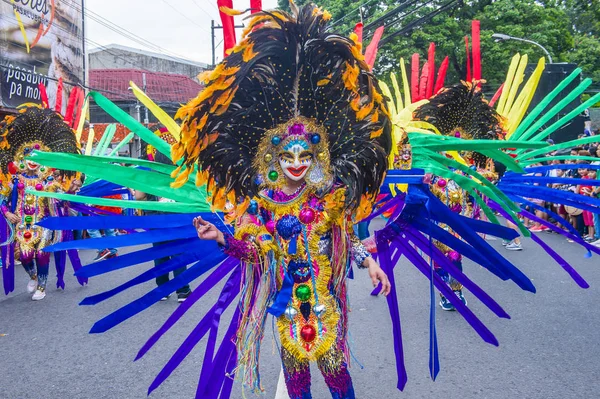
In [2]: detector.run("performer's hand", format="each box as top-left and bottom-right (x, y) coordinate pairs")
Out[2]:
(364, 257), (391, 296)
(193, 216), (225, 245)
(4, 212), (19, 224)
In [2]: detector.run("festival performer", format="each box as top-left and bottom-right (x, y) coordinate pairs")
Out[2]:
(26, 3), (600, 398)
(0, 106), (80, 299)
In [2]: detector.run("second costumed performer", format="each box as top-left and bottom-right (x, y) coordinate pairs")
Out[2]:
(180, 5), (392, 398)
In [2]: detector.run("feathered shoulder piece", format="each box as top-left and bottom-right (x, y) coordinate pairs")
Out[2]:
(173, 3), (391, 213)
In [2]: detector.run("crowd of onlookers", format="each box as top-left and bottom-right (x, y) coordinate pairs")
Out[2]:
(524, 128), (600, 247)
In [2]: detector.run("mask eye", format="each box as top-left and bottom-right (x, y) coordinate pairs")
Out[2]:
(299, 151), (313, 161)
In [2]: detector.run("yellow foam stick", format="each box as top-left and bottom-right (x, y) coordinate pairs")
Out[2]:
(400, 58), (411, 106)
(84, 127), (95, 156)
(497, 54), (521, 116)
(510, 57), (546, 134)
(506, 58), (545, 137)
(390, 73), (404, 113)
(76, 97), (89, 143)
(130, 81), (181, 141)
(503, 54), (529, 118)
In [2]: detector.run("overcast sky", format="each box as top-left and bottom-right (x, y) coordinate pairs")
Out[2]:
(85, 0), (279, 65)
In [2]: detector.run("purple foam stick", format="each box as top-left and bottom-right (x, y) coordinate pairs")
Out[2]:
(529, 233), (589, 289)
(376, 231), (408, 390)
(147, 268), (241, 394)
(406, 227), (510, 319)
(395, 238), (499, 346)
(136, 258), (238, 360)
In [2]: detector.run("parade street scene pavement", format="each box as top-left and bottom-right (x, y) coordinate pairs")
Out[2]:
(1, 230), (599, 399)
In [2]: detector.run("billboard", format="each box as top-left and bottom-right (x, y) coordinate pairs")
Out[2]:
(0, 0), (84, 112)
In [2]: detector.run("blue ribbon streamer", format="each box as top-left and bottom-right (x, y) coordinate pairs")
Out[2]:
(80, 252), (206, 305)
(89, 252), (228, 334)
(76, 238), (207, 277)
(267, 270), (294, 317)
(46, 225), (200, 251)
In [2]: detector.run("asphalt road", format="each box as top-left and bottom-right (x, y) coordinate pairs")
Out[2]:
(1, 230), (599, 399)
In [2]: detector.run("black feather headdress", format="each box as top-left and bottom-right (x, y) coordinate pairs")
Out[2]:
(173, 3), (391, 211)
(0, 107), (80, 175)
(412, 81), (503, 166)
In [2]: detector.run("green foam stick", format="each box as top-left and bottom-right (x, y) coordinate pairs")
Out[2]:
(96, 124), (117, 156)
(511, 68), (582, 140)
(520, 155), (600, 165)
(30, 190), (210, 213)
(28, 151), (207, 205)
(92, 124), (114, 156)
(416, 150), (521, 214)
(514, 78), (592, 143)
(523, 92), (600, 145)
(109, 133), (135, 156)
(517, 135), (600, 161)
(90, 92), (171, 157)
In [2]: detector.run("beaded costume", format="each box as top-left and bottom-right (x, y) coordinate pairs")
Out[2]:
(0, 106), (81, 297)
(26, 3), (600, 399)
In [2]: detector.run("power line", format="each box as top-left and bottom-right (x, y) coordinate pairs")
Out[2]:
(62, 0), (206, 63)
(326, 0), (379, 30)
(189, 0), (217, 20)
(379, 0), (459, 47)
(0, 11), (203, 92)
(159, 0), (211, 33)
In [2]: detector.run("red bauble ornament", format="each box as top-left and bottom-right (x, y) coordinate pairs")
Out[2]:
(300, 325), (316, 343)
(24, 231), (32, 239)
(265, 220), (275, 234)
(8, 162), (17, 175)
(299, 208), (316, 224)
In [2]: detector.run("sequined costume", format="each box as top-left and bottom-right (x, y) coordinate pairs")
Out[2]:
(27, 3), (600, 399)
(0, 106), (80, 297)
(222, 179), (370, 398)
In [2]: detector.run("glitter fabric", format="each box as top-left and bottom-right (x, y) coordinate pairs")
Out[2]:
(220, 233), (258, 264)
(350, 235), (370, 268)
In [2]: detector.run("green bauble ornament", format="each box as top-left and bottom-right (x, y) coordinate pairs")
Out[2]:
(268, 170), (279, 182)
(24, 216), (33, 224)
(295, 284), (311, 302)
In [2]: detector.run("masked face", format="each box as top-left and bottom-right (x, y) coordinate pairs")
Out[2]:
(25, 160), (40, 172)
(279, 141), (313, 182)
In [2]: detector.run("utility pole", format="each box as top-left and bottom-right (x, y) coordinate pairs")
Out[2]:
(211, 20), (245, 67)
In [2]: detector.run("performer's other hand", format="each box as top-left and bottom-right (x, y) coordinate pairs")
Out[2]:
(5, 212), (19, 224)
(193, 216), (225, 245)
(364, 257), (391, 296)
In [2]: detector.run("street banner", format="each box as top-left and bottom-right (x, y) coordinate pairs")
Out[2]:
(0, 0), (84, 111)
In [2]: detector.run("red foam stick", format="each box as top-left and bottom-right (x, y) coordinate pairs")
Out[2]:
(425, 42), (436, 98)
(489, 83), (504, 107)
(64, 86), (79, 124)
(38, 83), (49, 108)
(72, 89), (86, 129)
(411, 53), (420, 102)
(464, 36), (472, 82)
(434, 56), (449, 94)
(365, 26), (384, 70)
(250, 0), (261, 13)
(354, 22), (364, 44)
(472, 20), (481, 87)
(54, 77), (63, 113)
(419, 61), (429, 100)
(217, 0), (236, 57)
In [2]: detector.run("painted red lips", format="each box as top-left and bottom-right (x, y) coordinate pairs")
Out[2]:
(287, 166), (308, 177)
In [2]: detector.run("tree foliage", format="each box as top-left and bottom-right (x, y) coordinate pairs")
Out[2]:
(274, 0), (600, 91)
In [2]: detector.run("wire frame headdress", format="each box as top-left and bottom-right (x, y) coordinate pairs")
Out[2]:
(172, 3), (391, 211)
